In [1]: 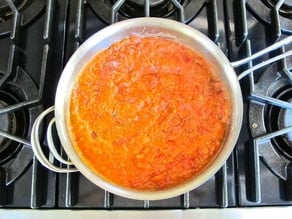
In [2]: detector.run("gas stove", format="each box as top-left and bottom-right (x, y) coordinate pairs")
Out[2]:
(0, 0), (291, 216)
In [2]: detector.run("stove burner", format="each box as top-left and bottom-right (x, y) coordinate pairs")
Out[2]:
(87, 0), (204, 24)
(0, 90), (26, 164)
(0, 66), (42, 187)
(246, 0), (292, 34)
(266, 87), (292, 159)
(0, 0), (45, 36)
(249, 62), (292, 179)
(117, 0), (181, 18)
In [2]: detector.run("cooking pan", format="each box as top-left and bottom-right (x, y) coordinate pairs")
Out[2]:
(30, 18), (292, 200)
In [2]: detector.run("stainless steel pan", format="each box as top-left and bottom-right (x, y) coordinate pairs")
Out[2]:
(30, 18), (292, 200)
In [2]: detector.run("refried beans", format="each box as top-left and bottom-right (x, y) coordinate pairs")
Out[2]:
(68, 36), (231, 191)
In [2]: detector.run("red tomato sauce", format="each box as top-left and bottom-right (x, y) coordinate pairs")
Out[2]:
(68, 36), (231, 191)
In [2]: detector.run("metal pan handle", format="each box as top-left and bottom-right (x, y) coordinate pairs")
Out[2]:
(231, 35), (292, 80)
(31, 106), (78, 173)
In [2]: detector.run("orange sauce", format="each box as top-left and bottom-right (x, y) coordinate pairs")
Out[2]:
(68, 36), (231, 191)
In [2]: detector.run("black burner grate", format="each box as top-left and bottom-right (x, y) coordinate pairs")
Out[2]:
(0, 0), (65, 208)
(227, 0), (292, 205)
(1, 0), (292, 210)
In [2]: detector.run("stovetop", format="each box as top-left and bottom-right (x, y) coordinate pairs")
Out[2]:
(0, 0), (291, 209)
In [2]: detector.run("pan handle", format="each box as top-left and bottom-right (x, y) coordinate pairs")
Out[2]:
(230, 35), (292, 80)
(31, 106), (78, 173)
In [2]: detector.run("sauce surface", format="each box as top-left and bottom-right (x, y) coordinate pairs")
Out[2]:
(68, 36), (231, 191)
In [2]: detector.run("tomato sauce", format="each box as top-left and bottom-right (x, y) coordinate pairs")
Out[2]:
(68, 36), (231, 191)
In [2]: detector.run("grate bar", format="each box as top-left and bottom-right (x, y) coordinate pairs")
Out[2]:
(219, 163), (228, 207)
(31, 151), (58, 208)
(43, 0), (56, 43)
(271, 0), (285, 39)
(0, 98), (40, 115)
(208, 0), (219, 42)
(255, 126), (292, 144)
(0, 168), (7, 206)
(65, 172), (79, 207)
(31, 156), (40, 208)
(111, 0), (126, 24)
(6, 0), (21, 43)
(183, 192), (190, 208)
(239, 22), (261, 204)
(235, 0), (248, 45)
(285, 163), (292, 201)
(245, 40), (256, 92)
(75, 0), (84, 45)
(145, 0), (150, 17)
(0, 129), (30, 146)
(171, 0), (184, 22)
(104, 191), (113, 208)
(143, 200), (150, 208)
(38, 44), (51, 97)
(250, 93), (292, 110)
(249, 140), (261, 203)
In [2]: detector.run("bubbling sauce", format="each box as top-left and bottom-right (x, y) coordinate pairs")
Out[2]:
(68, 36), (231, 191)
